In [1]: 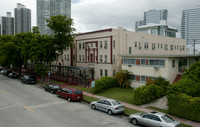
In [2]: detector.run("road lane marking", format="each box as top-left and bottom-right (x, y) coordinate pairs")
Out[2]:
(0, 90), (7, 94)
(28, 101), (67, 109)
(0, 103), (19, 111)
(24, 106), (34, 112)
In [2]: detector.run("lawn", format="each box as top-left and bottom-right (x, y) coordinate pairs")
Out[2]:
(97, 87), (134, 104)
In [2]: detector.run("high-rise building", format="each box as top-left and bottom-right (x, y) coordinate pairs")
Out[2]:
(135, 9), (168, 30)
(144, 9), (168, 25)
(14, 3), (31, 34)
(37, 0), (71, 35)
(181, 7), (200, 45)
(0, 12), (14, 35)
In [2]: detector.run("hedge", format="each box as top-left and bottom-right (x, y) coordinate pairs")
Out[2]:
(133, 85), (166, 105)
(168, 93), (200, 122)
(93, 76), (117, 93)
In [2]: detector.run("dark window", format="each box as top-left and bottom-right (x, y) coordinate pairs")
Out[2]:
(172, 60), (175, 68)
(129, 47), (132, 54)
(152, 115), (161, 122)
(74, 90), (82, 94)
(104, 101), (111, 105)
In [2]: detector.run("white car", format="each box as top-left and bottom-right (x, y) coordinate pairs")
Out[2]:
(90, 99), (125, 115)
(129, 111), (182, 127)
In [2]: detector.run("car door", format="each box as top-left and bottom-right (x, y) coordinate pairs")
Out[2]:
(102, 100), (111, 112)
(96, 100), (104, 111)
(141, 114), (161, 127)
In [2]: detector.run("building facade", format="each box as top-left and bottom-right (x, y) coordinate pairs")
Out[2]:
(37, 0), (71, 35)
(59, 27), (187, 80)
(181, 7), (200, 54)
(135, 20), (144, 29)
(121, 54), (200, 88)
(0, 12), (14, 35)
(136, 22), (178, 38)
(15, 3), (31, 34)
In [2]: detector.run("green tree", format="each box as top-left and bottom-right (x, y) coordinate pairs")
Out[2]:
(115, 70), (132, 88)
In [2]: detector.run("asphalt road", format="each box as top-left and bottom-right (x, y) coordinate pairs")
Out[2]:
(0, 75), (136, 127)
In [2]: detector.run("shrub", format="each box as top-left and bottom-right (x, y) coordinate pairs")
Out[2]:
(115, 70), (131, 88)
(93, 76), (117, 93)
(168, 93), (200, 122)
(133, 85), (165, 105)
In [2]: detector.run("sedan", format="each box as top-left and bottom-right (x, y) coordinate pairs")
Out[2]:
(21, 75), (37, 84)
(8, 72), (18, 79)
(129, 111), (182, 127)
(90, 99), (125, 115)
(44, 84), (60, 94)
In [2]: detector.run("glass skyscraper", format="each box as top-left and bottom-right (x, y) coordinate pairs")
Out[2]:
(0, 12), (14, 35)
(181, 7), (200, 45)
(144, 9), (168, 25)
(15, 3), (31, 34)
(37, 0), (71, 35)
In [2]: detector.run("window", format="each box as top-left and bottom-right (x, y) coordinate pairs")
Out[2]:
(149, 60), (165, 67)
(73, 55), (75, 60)
(139, 42), (141, 49)
(170, 45), (173, 51)
(100, 69), (103, 76)
(141, 59), (146, 65)
(113, 55), (116, 63)
(83, 43), (85, 49)
(172, 60), (175, 68)
(152, 43), (156, 50)
(183, 59), (187, 66)
(182, 46), (185, 51)
(129, 47), (132, 54)
(161, 44), (163, 49)
(100, 41), (103, 49)
(65, 55), (66, 61)
(79, 43), (81, 49)
(82, 55), (85, 62)
(141, 76), (146, 82)
(113, 70), (115, 76)
(135, 42), (137, 48)
(79, 55), (81, 61)
(158, 44), (160, 49)
(144, 42), (148, 50)
(104, 55), (107, 63)
(123, 59), (136, 65)
(104, 41), (107, 49)
(113, 40), (115, 48)
(152, 115), (161, 122)
(105, 70), (108, 76)
(164, 44), (168, 51)
(66, 47), (69, 50)
(130, 74), (136, 81)
(100, 55), (103, 62)
(67, 55), (69, 61)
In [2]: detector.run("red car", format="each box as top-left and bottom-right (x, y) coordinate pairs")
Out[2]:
(56, 87), (83, 102)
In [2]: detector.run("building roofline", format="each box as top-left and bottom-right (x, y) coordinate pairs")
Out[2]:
(77, 28), (112, 36)
(119, 54), (200, 58)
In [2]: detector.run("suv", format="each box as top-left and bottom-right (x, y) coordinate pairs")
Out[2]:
(56, 87), (83, 102)
(21, 75), (37, 84)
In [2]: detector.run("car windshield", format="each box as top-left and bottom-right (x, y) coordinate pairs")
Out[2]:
(29, 76), (36, 80)
(53, 85), (59, 88)
(161, 115), (175, 123)
(74, 90), (82, 94)
(111, 101), (121, 105)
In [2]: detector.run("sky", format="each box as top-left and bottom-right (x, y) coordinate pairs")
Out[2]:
(0, 0), (199, 33)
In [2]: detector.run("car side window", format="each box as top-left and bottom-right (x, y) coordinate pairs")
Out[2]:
(104, 101), (111, 105)
(152, 115), (161, 122)
(143, 114), (153, 119)
(98, 100), (105, 104)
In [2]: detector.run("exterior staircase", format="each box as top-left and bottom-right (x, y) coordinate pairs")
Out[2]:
(173, 74), (182, 83)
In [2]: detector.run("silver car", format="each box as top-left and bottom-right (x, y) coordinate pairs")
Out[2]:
(90, 99), (125, 115)
(129, 111), (182, 127)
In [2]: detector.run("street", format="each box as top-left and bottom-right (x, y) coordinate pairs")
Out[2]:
(0, 75), (136, 127)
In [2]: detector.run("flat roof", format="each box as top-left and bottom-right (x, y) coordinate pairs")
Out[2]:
(119, 54), (200, 58)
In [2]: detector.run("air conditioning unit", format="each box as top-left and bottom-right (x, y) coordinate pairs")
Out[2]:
(128, 65), (132, 67)
(154, 66), (159, 70)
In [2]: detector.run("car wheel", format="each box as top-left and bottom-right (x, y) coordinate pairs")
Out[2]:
(50, 90), (54, 94)
(108, 109), (112, 115)
(67, 97), (71, 102)
(57, 94), (60, 98)
(131, 118), (138, 125)
(91, 104), (96, 110)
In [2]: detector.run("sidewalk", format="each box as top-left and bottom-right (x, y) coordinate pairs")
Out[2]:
(83, 92), (200, 127)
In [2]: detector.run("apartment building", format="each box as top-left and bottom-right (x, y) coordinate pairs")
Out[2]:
(58, 27), (187, 80)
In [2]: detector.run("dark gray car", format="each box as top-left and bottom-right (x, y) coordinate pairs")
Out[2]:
(129, 111), (182, 127)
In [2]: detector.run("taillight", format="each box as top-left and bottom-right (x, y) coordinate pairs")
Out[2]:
(115, 107), (118, 110)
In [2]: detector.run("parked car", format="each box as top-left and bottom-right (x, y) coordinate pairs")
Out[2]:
(8, 72), (19, 79)
(0, 70), (5, 74)
(44, 84), (60, 94)
(90, 99), (125, 115)
(56, 87), (83, 102)
(129, 111), (182, 127)
(3, 70), (12, 76)
(21, 75), (37, 84)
